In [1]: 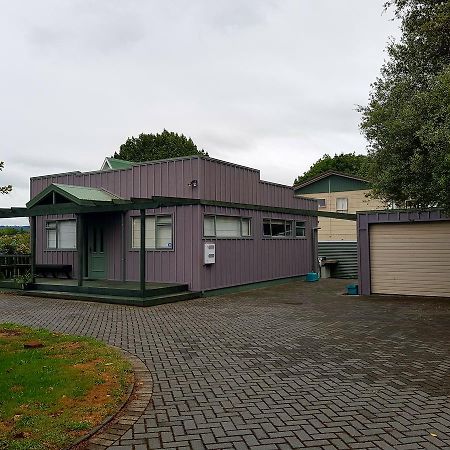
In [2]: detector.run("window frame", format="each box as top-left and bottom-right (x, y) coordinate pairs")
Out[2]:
(317, 198), (326, 208)
(262, 218), (307, 239)
(45, 219), (77, 251)
(336, 197), (348, 213)
(202, 214), (252, 239)
(130, 213), (175, 251)
(295, 221), (306, 237)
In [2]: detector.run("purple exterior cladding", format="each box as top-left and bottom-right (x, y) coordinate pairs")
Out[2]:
(30, 156), (318, 292)
(357, 209), (448, 296)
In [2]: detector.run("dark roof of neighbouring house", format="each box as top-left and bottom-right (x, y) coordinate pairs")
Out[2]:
(293, 171), (370, 194)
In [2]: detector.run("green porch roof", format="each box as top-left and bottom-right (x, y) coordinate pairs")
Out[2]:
(26, 183), (123, 208)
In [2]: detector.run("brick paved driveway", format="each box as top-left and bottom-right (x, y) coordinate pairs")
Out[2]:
(2, 279), (450, 450)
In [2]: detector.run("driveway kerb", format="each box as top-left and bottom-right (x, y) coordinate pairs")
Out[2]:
(71, 350), (153, 450)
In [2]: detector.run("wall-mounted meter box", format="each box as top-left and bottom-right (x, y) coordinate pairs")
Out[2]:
(204, 243), (216, 264)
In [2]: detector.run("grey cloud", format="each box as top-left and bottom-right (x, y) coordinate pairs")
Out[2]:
(0, 0), (400, 224)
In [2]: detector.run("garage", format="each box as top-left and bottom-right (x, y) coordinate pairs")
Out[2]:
(357, 210), (450, 297)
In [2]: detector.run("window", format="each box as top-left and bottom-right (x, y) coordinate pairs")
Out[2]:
(46, 220), (76, 249)
(132, 215), (173, 249)
(263, 219), (293, 237)
(295, 221), (306, 237)
(317, 199), (326, 208)
(203, 215), (251, 238)
(336, 198), (348, 213)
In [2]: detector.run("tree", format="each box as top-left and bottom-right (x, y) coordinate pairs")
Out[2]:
(293, 152), (369, 185)
(0, 161), (12, 194)
(114, 130), (208, 162)
(359, 0), (450, 210)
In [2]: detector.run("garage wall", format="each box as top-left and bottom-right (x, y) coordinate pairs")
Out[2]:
(357, 209), (450, 296)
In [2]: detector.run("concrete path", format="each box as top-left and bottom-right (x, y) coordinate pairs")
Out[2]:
(1, 279), (450, 449)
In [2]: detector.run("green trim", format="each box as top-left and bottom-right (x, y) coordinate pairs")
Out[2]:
(0, 208), (29, 218)
(201, 275), (307, 297)
(26, 183), (124, 208)
(21, 287), (199, 307)
(156, 197), (357, 221)
(0, 281), (21, 290)
(2, 195), (357, 220)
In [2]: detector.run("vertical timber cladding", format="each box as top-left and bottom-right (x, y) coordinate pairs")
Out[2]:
(318, 241), (357, 279)
(369, 221), (450, 297)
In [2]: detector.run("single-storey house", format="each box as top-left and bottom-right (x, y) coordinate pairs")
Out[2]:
(294, 171), (385, 278)
(23, 156), (322, 297)
(358, 209), (450, 297)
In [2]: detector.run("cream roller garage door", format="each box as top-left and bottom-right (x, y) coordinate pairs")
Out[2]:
(370, 222), (450, 297)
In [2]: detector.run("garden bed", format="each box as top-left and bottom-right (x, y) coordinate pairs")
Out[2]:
(0, 323), (132, 450)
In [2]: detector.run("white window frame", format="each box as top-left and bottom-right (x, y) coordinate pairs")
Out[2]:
(45, 219), (77, 250)
(131, 214), (174, 251)
(336, 197), (348, 213)
(203, 215), (252, 238)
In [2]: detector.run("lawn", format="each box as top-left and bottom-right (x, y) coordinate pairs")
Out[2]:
(0, 323), (132, 450)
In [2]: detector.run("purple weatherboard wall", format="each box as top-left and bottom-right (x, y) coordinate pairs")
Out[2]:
(30, 156), (318, 291)
(357, 209), (449, 296)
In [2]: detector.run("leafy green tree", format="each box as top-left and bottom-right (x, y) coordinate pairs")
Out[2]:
(0, 161), (12, 194)
(114, 130), (208, 162)
(359, 0), (450, 210)
(293, 152), (369, 185)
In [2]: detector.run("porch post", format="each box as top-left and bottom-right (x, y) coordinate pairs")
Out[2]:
(140, 209), (146, 297)
(30, 215), (36, 283)
(121, 212), (126, 282)
(77, 214), (84, 287)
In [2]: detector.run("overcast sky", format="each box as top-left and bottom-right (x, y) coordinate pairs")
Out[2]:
(0, 0), (400, 224)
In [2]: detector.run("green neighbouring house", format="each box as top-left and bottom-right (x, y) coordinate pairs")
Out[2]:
(294, 171), (385, 279)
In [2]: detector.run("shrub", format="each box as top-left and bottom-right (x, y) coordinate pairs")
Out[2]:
(0, 230), (30, 254)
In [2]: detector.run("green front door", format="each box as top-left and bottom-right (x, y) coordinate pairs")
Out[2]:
(88, 224), (106, 279)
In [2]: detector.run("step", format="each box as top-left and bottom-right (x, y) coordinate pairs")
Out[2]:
(21, 289), (200, 307)
(141, 291), (200, 307)
(31, 283), (189, 298)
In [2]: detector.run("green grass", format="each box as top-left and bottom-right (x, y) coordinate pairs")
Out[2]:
(0, 323), (132, 450)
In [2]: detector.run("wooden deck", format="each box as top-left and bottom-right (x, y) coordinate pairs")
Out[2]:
(34, 278), (179, 290)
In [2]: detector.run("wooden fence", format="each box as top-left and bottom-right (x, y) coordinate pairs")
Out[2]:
(0, 254), (31, 279)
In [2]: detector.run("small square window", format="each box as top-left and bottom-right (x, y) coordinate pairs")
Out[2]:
(46, 220), (76, 249)
(132, 215), (173, 249)
(317, 199), (326, 208)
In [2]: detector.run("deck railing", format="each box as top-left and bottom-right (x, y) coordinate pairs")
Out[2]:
(0, 254), (31, 279)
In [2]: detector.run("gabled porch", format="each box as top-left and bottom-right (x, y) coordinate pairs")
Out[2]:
(1, 183), (201, 305)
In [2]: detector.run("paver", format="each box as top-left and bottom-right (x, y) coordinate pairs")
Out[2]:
(1, 279), (450, 449)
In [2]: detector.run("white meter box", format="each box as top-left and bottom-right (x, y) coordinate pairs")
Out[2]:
(204, 243), (216, 264)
